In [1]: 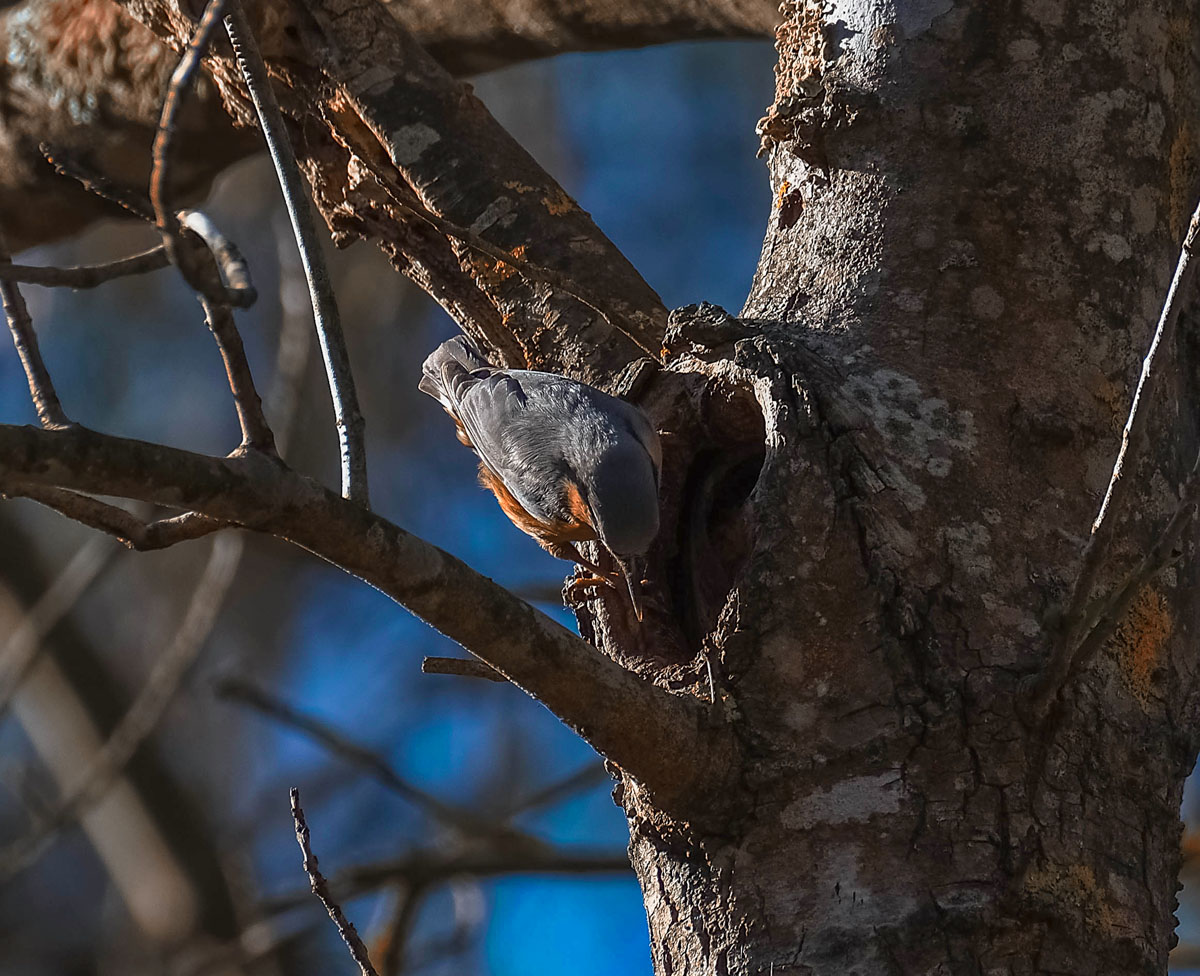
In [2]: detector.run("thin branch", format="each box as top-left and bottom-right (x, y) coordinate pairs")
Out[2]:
(421, 656), (506, 681)
(2, 483), (227, 550)
(44, 149), (257, 307)
(1028, 448), (1200, 718)
(0, 246), (170, 290)
(1062, 200), (1200, 643)
(224, 0), (369, 505)
(144, 1), (278, 454)
(0, 422), (733, 812)
(506, 762), (610, 817)
(214, 675), (499, 834)
(149, 0), (230, 275)
(43, 144), (157, 223)
(290, 787), (380, 976)
(197, 288), (277, 452)
(267, 845), (631, 914)
(0, 533), (243, 879)
(0, 535), (120, 725)
(0, 231), (70, 428)
(1031, 194), (1200, 717)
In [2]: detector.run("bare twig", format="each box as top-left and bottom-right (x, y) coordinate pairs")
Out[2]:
(149, 0), (230, 275)
(0, 232), (70, 428)
(224, 0), (369, 505)
(1031, 195), (1200, 717)
(43, 144), (157, 223)
(0, 535), (120, 724)
(2, 484), (227, 551)
(145, 1), (277, 452)
(0, 246), (170, 290)
(1089, 206), (1200, 536)
(421, 656), (506, 681)
(290, 787), (380, 976)
(0, 533), (243, 879)
(197, 289), (277, 452)
(44, 149), (257, 307)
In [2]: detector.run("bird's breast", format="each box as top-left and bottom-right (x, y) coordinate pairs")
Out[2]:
(477, 464), (596, 545)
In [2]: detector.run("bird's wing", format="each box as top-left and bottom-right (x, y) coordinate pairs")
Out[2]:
(450, 370), (577, 521)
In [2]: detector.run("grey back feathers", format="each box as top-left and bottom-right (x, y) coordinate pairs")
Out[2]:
(420, 336), (662, 555)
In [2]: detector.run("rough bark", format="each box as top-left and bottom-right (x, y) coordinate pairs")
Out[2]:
(0, 0), (774, 251)
(4, 0), (1200, 973)
(605, 1), (1200, 972)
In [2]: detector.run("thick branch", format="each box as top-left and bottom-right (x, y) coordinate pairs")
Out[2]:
(0, 422), (734, 811)
(0, 0), (773, 252)
(118, 0), (669, 381)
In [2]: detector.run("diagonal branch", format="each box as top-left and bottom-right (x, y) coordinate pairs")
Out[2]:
(223, 0), (368, 505)
(1062, 200), (1200, 645)
(116, 0), (669, 384)
(214, 675), (515, 837)
(0, 233), (70, 428)
(1030, 194), (1200, 718)
(146, 0), (278, 457)
(0, 535), (119, 725)
(0, 533), (243, 879)
(1, 484), (227, 550)
(1027, 449), (1200, 718)
(291, 788), (380, 976)
(0, 422), (734, 812)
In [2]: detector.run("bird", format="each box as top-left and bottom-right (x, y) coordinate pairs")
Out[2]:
(419, 336), (662, 620)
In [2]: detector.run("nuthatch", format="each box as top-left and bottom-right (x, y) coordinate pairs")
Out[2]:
(420, 336), (661, 619)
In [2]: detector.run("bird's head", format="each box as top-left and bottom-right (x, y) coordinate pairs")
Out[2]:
(583, 437), (660, 557)
(580, 431), (661, 621)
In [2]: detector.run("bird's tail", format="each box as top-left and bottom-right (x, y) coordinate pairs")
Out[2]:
(419, 336), (493, 413)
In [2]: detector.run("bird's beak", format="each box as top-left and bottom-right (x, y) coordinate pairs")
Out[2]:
(614, 555), (646, 623)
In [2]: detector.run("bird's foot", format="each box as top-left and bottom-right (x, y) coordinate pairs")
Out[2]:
(564, 573), (617, 604)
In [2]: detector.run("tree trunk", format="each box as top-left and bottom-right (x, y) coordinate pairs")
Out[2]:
(6, 0), (1200, 971)
(599, 1), (1200, 972)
